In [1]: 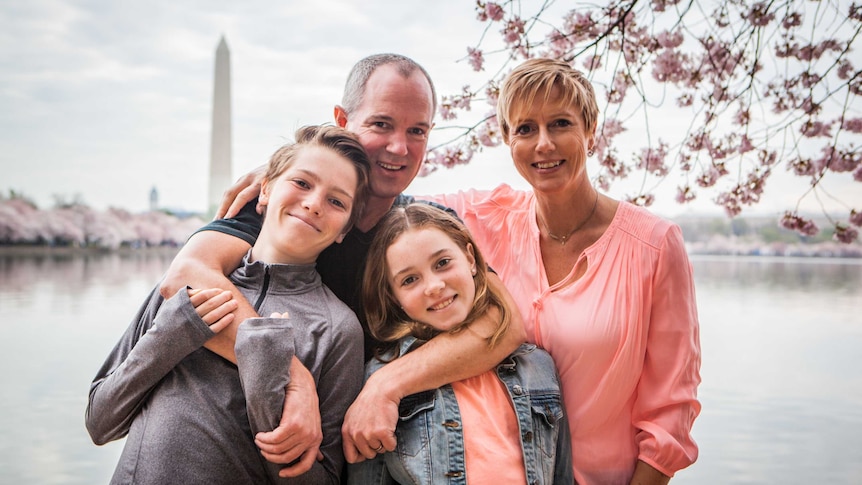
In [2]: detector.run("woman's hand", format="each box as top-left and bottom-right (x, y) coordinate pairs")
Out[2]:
(187, 288), (237, 334)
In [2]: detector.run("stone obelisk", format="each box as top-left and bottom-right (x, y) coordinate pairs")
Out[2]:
(208, 36), (232, 216)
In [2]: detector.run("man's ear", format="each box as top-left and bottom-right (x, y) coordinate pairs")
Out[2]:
(334, 106), (349, 128)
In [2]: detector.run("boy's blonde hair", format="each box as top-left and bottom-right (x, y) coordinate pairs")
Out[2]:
(263, 125), (370, 230)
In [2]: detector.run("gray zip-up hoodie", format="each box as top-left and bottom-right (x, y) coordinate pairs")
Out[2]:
(86, 252), (364, 484)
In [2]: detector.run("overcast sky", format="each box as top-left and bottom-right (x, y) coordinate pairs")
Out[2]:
(1, 0), (856, 218)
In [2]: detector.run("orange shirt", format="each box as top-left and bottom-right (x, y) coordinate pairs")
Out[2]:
(451, 370), (527, 484)
(429, 185), (701, 485)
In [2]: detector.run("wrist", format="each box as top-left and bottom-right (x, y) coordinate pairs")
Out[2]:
(365, 364), (405, 403)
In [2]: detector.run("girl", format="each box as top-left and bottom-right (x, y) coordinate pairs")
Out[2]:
(87, 125), (369, 484)
(348, 203), (573, 485)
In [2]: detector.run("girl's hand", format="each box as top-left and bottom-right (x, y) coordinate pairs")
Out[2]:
(187, 288), (237, 334)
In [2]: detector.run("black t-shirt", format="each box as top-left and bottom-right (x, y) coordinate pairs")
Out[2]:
(198, 195), (457, 361)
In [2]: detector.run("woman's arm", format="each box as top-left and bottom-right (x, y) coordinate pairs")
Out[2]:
(341, 271), (526, 462)
(632, 224), (702, 479)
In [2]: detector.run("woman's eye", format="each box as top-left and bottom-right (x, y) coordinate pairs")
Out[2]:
(329, 198), (346, 209)
(293, 179), (310, 189)
(401, 276), (417, 286)
(515, 124), (532, 135)
(435, 258), (451, 269)
(553, 119), (572, 127)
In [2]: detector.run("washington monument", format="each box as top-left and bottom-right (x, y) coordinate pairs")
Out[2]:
(208, 36), (232, 216)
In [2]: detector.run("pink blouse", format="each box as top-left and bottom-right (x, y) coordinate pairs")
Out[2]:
(429, 185), (701, 485)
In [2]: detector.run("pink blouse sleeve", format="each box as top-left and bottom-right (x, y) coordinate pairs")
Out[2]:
(633, 223), (702, 476)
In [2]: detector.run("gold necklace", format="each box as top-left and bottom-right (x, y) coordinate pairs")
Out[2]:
(541, 190), (599, 246)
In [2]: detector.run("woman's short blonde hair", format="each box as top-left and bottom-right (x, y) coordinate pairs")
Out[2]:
(496, 57), (599, 141)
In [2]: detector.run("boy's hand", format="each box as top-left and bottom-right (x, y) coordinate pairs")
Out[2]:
(188, 288), (237, 334)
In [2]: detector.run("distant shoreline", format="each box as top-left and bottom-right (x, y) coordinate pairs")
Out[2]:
(0, 245), (181, 257)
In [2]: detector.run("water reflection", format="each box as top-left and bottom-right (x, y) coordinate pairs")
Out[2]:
(0, 252), (860, 484)
(691, 255), (862, 293)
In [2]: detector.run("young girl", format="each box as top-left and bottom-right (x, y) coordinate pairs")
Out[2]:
(86, 125), (370, 484)
(348, 203), (573, 485)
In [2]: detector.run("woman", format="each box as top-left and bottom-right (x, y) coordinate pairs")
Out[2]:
(348, 203), (572, 484)
(86, 125), (370, 484)
(430, 58), (701, 485)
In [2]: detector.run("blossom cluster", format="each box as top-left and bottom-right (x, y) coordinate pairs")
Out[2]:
(424, 0), (860, 242)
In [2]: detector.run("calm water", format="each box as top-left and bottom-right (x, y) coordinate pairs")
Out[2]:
(1, 251), (860, 484)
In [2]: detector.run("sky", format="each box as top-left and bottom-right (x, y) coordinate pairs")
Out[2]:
(1, 0), (857, 219)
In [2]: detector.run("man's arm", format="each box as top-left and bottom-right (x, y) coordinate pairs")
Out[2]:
(159, 230), (255, 362)
(341, 272), (527, 462)
(160, 229), (324, 475)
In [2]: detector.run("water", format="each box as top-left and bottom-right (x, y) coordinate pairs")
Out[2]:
(1, 251), (860, 484)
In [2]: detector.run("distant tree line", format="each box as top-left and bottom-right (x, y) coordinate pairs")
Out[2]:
(0, 191), (205, 249)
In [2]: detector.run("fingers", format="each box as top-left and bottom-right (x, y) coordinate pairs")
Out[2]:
(224, 184), (262, 219)
(188, 288), (237, 329)
(269, 311), (290, 319)
(342, 429), (397, 463)
(216, 166), (266, 219)
(276, 449), (317, 478)
(256, 435), (306, 465)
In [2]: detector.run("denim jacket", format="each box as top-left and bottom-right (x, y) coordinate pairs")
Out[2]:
(348, 340), (574, 485)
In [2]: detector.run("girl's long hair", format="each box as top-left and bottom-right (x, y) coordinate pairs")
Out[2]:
(362, 203), (511, 357)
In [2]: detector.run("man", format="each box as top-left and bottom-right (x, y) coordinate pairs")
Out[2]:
(159, 53), (525, 478)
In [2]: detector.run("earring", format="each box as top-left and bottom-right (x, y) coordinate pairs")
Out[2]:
(587, 149), (594, 157)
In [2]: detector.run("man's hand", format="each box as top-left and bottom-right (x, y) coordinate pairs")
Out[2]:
(254, 357), (323, 478)
(341, 371), (399, 463)
(188, 288), (237, 334)
(216, 164), (266, 220)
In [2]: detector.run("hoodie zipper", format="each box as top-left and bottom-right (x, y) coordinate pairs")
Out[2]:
(252, 266), (270, 313)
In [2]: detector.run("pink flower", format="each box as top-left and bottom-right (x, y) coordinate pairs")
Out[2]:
(467, 47), (484, 72)
(656, 30), (684, 48)
(676, 186), (696, 204)
(485, 2), (505, 22)
(627, 193), (655, 207)
(800, 120), (832, 138)
(833, 224), (859, 244)
(842, 117), (862, 134)
(501, 17), (525, 45)
(780, 211), (819, 236)
(781, 12), (803, 29)
(746, 2), (775, 27)
(739, 135), (755, 154)
(637, 142), (669, 176)
(850, 210), (862, 227)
